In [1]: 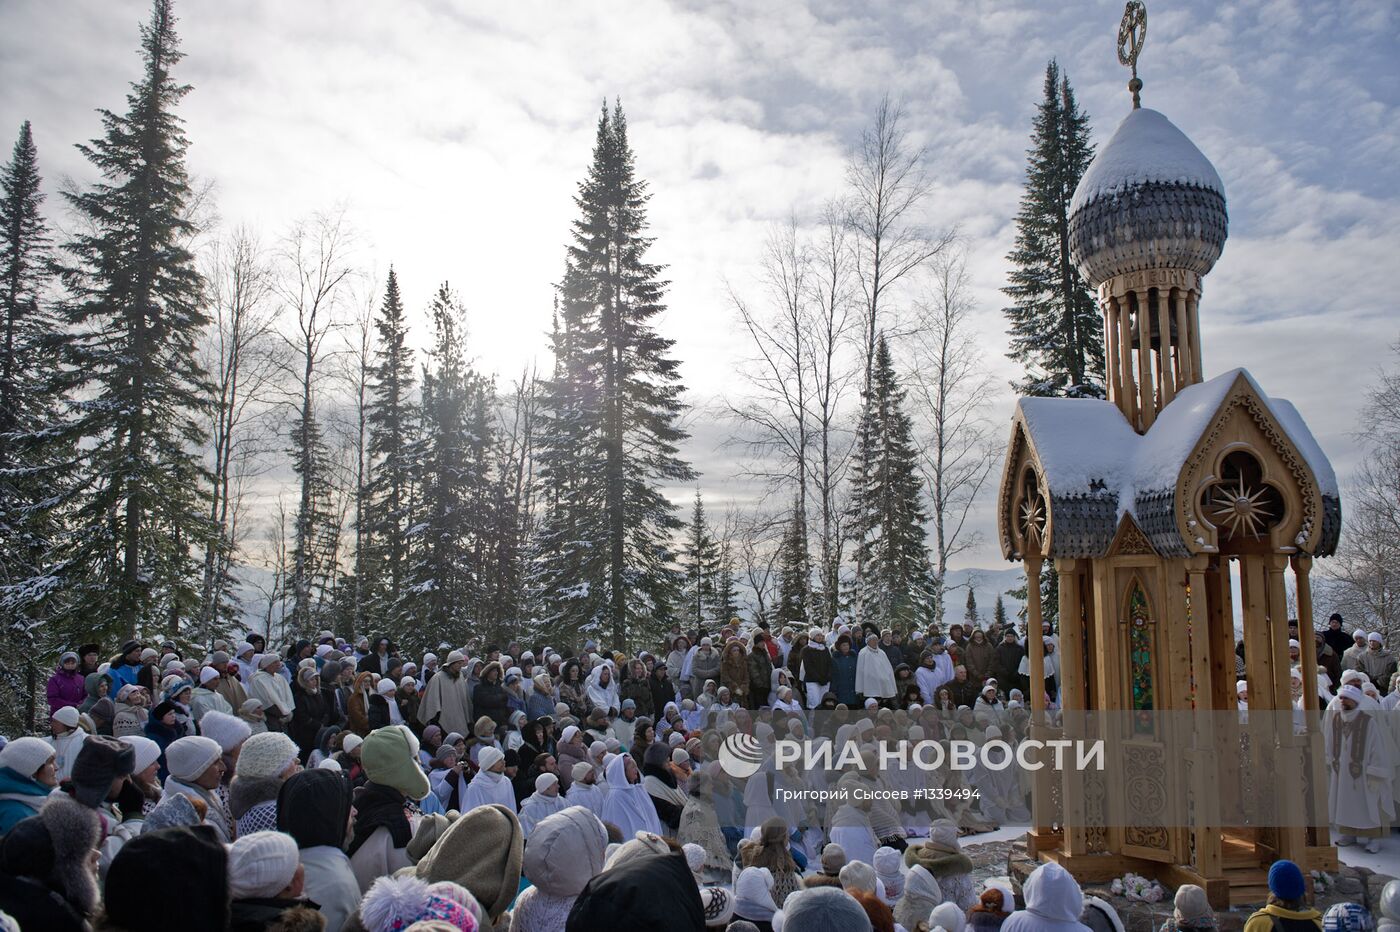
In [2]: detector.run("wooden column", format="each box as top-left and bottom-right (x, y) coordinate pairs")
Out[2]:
(1291, 553), (1331, 848)
(1057, 559), (1085, 711)
(1104, 298), (1118, 407)
(1188, 290), (1203, 380)
(1268, 554), (1309, 862)
(1185, 554), (1221, 879)
(1119, 294), (1138, 430)
(1026, 556), (1045, 717)
(1157, 288), (1176, 404)
(1136, 291), (1155, 429)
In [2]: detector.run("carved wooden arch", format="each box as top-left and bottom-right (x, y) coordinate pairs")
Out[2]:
(1175, 375), (1324, 556)
(997, 418), (1052, 560)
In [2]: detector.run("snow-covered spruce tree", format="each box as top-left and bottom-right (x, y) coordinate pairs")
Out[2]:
(533, 102), (693, 648)
(401, 283), (494, 647)
(848, 335), (933, 629)
(713, 534), (739, 627)
(0, 120), (66, 731)
(964, 588), (979, 627)
(993, 592), (1007, 630)
(362, 266), (417, 633)
(680, 489), (719, 629)
(1003, 60), (1102, 399)
(49, 0), (212, 645)
(775, 499), (811, 631)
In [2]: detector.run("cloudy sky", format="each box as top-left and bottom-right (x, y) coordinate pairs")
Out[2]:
(2, 0), (1397, 574)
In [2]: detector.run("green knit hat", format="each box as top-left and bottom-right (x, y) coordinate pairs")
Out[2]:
(361, 725), (430, 800)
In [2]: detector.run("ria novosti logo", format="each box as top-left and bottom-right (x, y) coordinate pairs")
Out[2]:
(718, 732), (766, 778)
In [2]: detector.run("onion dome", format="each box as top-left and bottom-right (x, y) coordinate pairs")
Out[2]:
(1067, 108), (1228, 288)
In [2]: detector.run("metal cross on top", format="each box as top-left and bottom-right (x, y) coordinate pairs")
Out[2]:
(1117, 0), (1147, 108)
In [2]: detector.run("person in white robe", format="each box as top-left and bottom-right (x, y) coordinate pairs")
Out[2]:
(827, 773), (878, 867)
(564, 761), (607, 817)
(972, 726), (1031, 824)
(1325, 683), (1394, 853)
(916, 646), (954, 705)
(586, 663), (620, 714)
(461, 746), (517, 814)
(250, 654), (296, 727)
(855, 635), (896, 703)
(519, 772), (569, 837)
(600, 750), (663, 838)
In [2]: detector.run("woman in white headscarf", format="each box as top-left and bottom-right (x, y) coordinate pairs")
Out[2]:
(600, 751), (663, 838)
(585, 663), (620, 715)
(518, 772), (569, 837)
(250, 654), (295, 728)
(461, 746), (517, 814)
(827, 772), (878, 867)
(894, 864), (944, 932)
(733, 866), (778, 928)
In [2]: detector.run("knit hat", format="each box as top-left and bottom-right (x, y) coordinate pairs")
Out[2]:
(783, 887), (873, 932)
(360, 876), (484, 932)
(199, 710), (253, 753)
(343, 733), (364, 754)
(199, 666), (220, 685)
(1268, 859), (1306, 900)
(820, 842), (847, 875)
(257, 653), (280, 670)
(69, 734), (136, 806)
(873, 846), (903, 899)
(166, 735), (222, 783)
(1369, 631), (1383, 644)
(1173, 884), (1213, 923)
(362, 725), (431, 800)
(535, 772), (558, 794)
(227, 830), (301, 899)
(682, 842), (706, 875)
(1323, 903), (1377, 932)
(376, 676), (397, 695)
(118, 735), (161, 775)
(571, 761), (593, 783)
(444, 650), (465, 666)
(839, 860), (877, 895)
(701, 886), (735, 927)
(52, 706), (80, 729)
(415, 803), (524, 921)
(235, 731), (300, 780)
(408, 814), (454, 864)
(0, 736), (54, 778)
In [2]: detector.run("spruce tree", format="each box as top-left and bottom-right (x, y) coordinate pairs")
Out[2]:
(363, 267), (416, 628)
(1003, 60), (1102, 398)
(848, 335), (933, 628)
(775, 500), (811, 631)
(713, 536), (739, 626)
(965, 588), (979, 627)
(50, 0), (211, 641)
(993, 593), (1007, 630)
(681, 490), (719, 628)
(0, 120), (63, 731)
(534, 101), (694, 647)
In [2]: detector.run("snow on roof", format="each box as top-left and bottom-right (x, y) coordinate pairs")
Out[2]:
(1070, 108), (1225, 214)
(1014, 368), (1340, 549)
(1017, 397), (1136, 494)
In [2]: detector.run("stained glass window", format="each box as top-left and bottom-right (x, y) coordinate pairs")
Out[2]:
(1127, 584), (1154, 734)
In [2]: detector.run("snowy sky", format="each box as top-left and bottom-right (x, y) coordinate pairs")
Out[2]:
(2, 0), (1397, 574)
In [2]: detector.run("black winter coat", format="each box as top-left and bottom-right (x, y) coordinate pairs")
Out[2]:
(473, 680), (511, 727)
(289, 685), (333, 759)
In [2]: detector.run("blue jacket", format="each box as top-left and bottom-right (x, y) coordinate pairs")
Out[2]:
(108, 662), (141, 692)
(0, 766), (51, 834)
(831, 651), (859, 706)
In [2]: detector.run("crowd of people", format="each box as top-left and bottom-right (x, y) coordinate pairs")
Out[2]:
(0, 612), (1393, 931)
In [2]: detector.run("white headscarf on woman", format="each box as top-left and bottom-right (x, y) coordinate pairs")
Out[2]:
(734, 866), (778, 923)
(599, 751), (662, 839)
(586, 663), (620, 713)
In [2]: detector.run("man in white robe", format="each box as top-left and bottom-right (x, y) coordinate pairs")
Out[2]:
(1325, 684), (1394, 853)
(855, 634), (896, 705)
(461, 746), (517, 814)
(518, 772), (568, 837)
(564, 761), (607, 817)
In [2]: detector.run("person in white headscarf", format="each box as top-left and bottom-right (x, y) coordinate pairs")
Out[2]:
(855, 634), (897, 704)
(733, 866), (778, 928)
(894, 864), (944, 931)
(564, 761), (606, 817)
(586, 663), (620, 715)
(461, 746), (517, 814)
(519, 772), (569, 837)
(599, 750), (663, 838)
(828, 773), (878, 867)
(1324, 683), (1393, 854)
(1002, 862), (1092, 932)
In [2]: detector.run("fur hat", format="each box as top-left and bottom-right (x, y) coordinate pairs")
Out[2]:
(70, 734), (136, 806)
(166, 735), (222, 783)
(199, 710), (252, 753)
(228, 830), (301, 899)
(234, 731), (300, 780)
(38, 796), (102, 915)
(414, 803), (523, 921)
(360, 876), (485, 932)
(0, 736), (53, 778)
(362, 725), (431, 800)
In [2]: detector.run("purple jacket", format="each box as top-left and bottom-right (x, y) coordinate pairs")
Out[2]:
(46, 666), (86, 714)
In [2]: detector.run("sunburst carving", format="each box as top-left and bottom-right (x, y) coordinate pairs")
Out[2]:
(1208, 475), (1274, 540)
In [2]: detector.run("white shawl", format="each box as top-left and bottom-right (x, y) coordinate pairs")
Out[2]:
(855, 646), (896, 698)
(251, 669), (295, 717)
(461, 768), (517, 814)
(519, 789), (569, 837)
(600, 753), (662, 838)
(586, 665), (619, 713)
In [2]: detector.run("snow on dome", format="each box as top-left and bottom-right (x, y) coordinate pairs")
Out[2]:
(1070, 108), (1224, 214)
